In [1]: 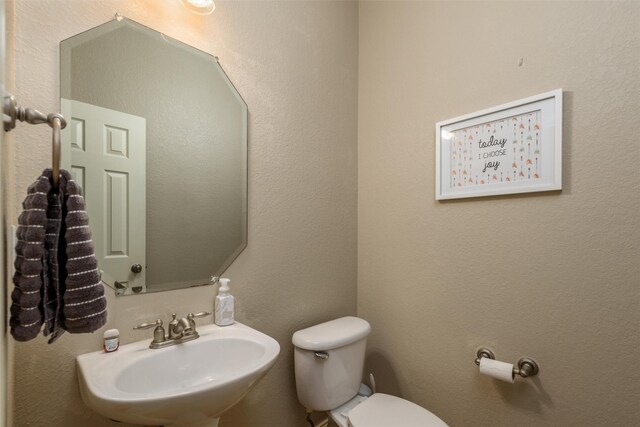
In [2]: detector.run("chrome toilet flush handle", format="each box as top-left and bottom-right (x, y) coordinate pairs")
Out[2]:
(314, 351), (329, 360)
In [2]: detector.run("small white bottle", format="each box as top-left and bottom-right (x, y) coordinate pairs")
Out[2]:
(215, 278), (235, 326)
(103, 329), (120, 352)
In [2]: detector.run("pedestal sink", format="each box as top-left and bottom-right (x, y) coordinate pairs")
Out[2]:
(77, 322), (280, 427)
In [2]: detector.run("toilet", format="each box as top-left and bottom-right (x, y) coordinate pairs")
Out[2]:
(292, 316), (448, 427)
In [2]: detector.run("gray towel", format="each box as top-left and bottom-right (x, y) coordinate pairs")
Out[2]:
(11, 169), (107, 342)
(58, 169), (107, 334)
(43, 171), (65, 342)
(10, 175), (49, 341)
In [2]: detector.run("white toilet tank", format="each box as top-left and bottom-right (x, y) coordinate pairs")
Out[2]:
(292, 316), (371, 411)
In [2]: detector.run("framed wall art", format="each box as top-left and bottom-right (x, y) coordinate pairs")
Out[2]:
(435, 89), (562, 200)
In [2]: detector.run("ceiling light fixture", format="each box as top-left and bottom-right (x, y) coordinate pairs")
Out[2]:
(179, 0), (215, 15)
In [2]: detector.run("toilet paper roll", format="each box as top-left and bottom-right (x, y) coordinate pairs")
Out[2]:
(479, 357), (515, 383)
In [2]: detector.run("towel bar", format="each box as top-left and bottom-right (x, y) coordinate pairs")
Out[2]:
(3, 92), (67, 187)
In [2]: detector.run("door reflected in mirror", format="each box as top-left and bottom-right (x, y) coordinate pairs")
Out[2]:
(60, 18), (247, 295)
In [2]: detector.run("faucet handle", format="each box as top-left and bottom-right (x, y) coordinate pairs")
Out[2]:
(133, 319), (163, 330)
(188, 311), (211, 319)
(187, 311), (211, 331)
(134, 319), (166, 347)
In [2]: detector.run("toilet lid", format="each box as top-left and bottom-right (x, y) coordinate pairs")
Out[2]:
(348, 393), (448, 427)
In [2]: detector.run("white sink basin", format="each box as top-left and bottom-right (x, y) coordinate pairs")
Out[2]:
(77, 322), (280, 427)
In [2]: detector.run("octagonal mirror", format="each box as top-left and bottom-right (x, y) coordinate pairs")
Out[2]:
(60, 17), (247, 295)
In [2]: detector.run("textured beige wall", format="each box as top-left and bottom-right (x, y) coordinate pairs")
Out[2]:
(2, 1), (15, 425)
(358, 2), (639, 426)
(9, 1), (357, 426)
(1, 0), (8, 422)
(1, 119), (6, 427)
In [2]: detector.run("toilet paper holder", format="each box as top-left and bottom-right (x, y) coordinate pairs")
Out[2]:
(474, 347), (539, 378)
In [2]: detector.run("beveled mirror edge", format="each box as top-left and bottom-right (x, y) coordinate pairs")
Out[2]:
(60, 15), (249, 296)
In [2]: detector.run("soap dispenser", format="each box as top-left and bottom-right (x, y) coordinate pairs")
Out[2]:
(214, 278), (235, 326)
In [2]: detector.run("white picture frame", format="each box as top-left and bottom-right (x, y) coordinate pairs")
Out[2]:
(435, 89), (562, 200)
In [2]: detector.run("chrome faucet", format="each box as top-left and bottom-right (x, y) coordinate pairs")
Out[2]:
(168, 313), (193, 339)
(134, 311), (211, 349)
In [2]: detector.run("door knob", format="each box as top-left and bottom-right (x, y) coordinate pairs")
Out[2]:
(131, 264), (143, 274)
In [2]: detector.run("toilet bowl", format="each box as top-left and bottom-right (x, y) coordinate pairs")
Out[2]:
(292, 317), (448, 427)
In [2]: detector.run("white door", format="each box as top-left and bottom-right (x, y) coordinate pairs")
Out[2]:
(61, 99), (146, 294)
